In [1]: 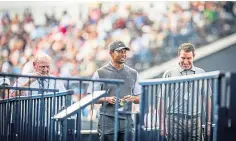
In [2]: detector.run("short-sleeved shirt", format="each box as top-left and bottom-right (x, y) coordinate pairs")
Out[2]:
(162, 64), (210, 115)
(11, 73), (66, 96)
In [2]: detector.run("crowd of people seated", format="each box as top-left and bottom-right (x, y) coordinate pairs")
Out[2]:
(0, 2), (235, 78)
(0, 1), (235, 122)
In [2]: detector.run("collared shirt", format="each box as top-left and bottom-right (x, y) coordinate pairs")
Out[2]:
(11, 73), (66, 96)
(161, 64), (211, 115)
(163, 64), (204, 78)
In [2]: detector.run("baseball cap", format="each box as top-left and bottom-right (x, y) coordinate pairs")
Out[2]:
(0, 77), (10, 86)
(110, 41), (130, 51)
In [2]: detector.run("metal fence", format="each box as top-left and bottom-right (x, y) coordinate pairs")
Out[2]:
(1, 71), (236, 141)
(138, 71), (225, 141)
(0, 90), (74, 141)
(0, 73), (128, 141)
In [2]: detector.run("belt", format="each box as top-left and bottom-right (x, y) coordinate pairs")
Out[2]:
(168, 113), (200, 119)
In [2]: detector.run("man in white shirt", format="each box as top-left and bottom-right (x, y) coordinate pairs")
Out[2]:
(11, 52), (66, 96)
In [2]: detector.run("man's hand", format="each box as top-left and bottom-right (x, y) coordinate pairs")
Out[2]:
(122, 95), (133, 102)
(207, 123), (211, 136)
(160, 120), (167, 136)
(22, 72), (40, 87)
(122, 95), (138, 103)
(105, 96), (120, 104)
(11, 72), (42, 97)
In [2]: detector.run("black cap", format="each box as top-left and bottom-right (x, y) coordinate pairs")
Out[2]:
(110, 41), (130, 51)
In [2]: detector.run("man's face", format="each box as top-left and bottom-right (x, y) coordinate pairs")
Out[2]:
(33, 60), (51, 76)
(110, 49), (127, 64)
(178, 50), (194, 70)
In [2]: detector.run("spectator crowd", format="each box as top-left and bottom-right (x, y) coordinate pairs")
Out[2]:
(0, 1), (236, 124)
(0, 1), (235, 79)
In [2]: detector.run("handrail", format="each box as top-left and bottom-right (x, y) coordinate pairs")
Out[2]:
(140, 71), (223, 85)
(0, 73), (124, 84)
(53, 90), (107, 120)
(0, 90), (74, 103)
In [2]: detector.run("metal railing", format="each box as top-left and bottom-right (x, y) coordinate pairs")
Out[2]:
(1, 71), (236, 141)
(0, 73), (127, 141)
(0, 90), (73, 141)
(138, 71), (225, 141)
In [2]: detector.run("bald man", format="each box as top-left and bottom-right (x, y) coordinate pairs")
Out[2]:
(11, 52), (66, 96)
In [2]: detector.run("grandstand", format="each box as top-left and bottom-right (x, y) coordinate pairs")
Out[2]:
(0, 1), (235, 76)
(0, 1), (236, 141)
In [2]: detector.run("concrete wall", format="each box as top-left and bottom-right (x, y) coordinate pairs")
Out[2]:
(195, 45), (236, 73)
(140, 33), (236, 79)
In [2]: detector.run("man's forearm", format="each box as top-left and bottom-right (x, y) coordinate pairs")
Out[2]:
(208, 97), (212, 122)
(96, 97), (107, 104)
(96, 96), (139, 104)
(158, 98), (165, 122)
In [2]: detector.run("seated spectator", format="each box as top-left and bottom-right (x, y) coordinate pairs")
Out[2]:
(1, 2), (236, 78)
(11, 52), (66, 96)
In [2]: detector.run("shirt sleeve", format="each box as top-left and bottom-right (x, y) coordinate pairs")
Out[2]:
(86, 71), (102, 94)
(56, 80), (66, 92)
(162, 70), (170, 78)
(10, 77), (29, 95)
(133, 73), (142, 96)
(158, 70), (170, 99)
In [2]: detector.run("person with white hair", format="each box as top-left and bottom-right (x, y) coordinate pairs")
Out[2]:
(11, 52), (66, 96)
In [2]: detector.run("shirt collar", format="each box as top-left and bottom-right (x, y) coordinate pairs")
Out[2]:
(177, 63), (196, 73)
(109, 61), (124, 71)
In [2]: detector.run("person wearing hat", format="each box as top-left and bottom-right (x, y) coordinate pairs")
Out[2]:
(87, 40), (142, 141)
(0, 77), (11, 99)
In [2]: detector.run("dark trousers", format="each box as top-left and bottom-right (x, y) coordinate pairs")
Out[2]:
(99, 133), (126, 141)
(98, 115), (133, 141)
(166, 115), (203, 141)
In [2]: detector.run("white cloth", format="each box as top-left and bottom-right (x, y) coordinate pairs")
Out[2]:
(11, 73), (66, 96)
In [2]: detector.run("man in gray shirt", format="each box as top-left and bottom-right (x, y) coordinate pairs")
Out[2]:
(159, 43), (212, 141)
(87, 41), (141, 141)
